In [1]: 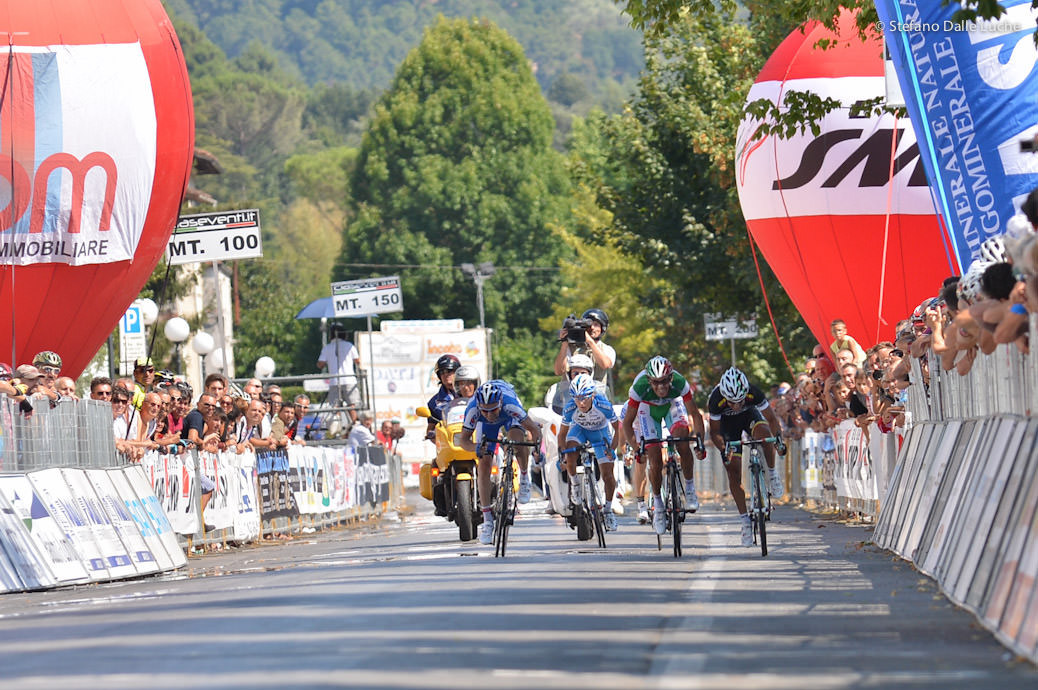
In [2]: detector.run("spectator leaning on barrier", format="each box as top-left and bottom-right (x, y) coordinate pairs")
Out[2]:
(89, 377), (113, 401)
(184, 394), (216, 447)
(241, 399), (276, 450)
(347, 410), (377, 449)
(31, 350), (62, 406)
(204, 373), (228, 401)
(55, 376), (77, 401)
(131, 357), (155, 410)
(287, 395), (310, 440)
(377, 420), (395, 452)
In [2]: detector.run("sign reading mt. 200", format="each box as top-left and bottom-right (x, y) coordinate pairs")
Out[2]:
(166, 209), (263, 265)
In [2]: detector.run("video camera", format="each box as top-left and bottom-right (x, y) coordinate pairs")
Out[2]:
(560, 314), (591, 345)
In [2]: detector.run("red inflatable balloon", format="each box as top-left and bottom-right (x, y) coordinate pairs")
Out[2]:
(736, 11), (955, 350)
(0, 0), (193, 375)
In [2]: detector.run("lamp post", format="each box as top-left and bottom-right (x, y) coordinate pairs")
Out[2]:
(163, 317), (190, 375)
(255, 356), (275, 379)
(460, 261), (496, 328)
(191, 332), (214, 386)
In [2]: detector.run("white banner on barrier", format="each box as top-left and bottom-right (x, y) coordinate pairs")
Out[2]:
(121, 465), (186, 569)
(61, 469), (137, 580)
(0, 489), (27, 592)
(0, 486), (55, 590)
(106, 468), (178, 572)
(291, 447), (331, 515)
(199, 452), (235, 531)
(799, 431), (825, 499)
(28, 468), (110, 581)
(85, 469), (159, 576)
(832, 421), (878, 509)
(231, 453), (260, 542)
(0, 475), (89, 585)
(143, 452), (200, 535)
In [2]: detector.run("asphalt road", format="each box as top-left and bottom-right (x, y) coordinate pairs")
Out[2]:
(0, 491), (1035, 689)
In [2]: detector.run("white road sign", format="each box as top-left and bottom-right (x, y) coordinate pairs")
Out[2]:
(704, 313), (758, 341)
(166, 209), (263, 265)
(332, 276), (404, 317)
(119, 302), (147, 375)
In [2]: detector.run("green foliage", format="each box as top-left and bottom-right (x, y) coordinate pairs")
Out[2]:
(574, 7), (813, 390)
(335, 17), (573, 335)
(491, 331), (558, 407)
(233, 260), (315, 377)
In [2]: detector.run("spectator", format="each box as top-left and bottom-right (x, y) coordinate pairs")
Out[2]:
(287, 395), (310, 440)
(204, 373), (228, 401)
(31, 351), (63, 406)
(110, 386), (141, 457)
(347, 410), (377, 449)
(317, 323), (361, 425)
(89, 377), (113, 401)
(829, 319), (867, 367)
(553, 308), (615, 402)
(377, 420), (395, 451)
(183, 394), (217, 447)
(270, 403), (299, 447)
(131, 357), (155, 410)
(241, 399), (276, 451)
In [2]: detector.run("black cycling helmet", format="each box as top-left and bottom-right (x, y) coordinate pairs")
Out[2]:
(435, 354), (461, 375)
(581, 308), (609, 331)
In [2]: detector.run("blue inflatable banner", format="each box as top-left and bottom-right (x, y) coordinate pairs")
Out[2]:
(875, 0), (1038, 272)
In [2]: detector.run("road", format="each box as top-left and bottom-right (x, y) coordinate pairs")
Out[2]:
(0, 491), (1034, 689)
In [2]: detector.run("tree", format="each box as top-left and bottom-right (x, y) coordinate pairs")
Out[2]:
(334, 17), (573, 336)
(575, 8), (814, 390)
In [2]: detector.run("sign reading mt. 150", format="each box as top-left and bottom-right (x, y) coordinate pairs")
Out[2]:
(332, 276), (404, 317)
(166, 209), (263, 265)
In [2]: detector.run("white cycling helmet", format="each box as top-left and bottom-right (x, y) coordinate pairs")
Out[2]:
(566, 353), (594, 376)
(719, 367), (749, 403)
(979, 235), (1008, 264)
(644, 355), (673, 380)
(957, 260), (990, 305)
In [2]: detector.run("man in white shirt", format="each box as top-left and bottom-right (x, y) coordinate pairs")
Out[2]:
(317, 323), (361, 425)
(347, 411), (377, 449)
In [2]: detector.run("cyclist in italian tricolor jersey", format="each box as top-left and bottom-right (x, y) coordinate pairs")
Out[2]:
(620, 356), (707, 536)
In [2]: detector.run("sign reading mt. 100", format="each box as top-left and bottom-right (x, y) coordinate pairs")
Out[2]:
(332, 276), (404, 318)
(166, 209), (263, 265)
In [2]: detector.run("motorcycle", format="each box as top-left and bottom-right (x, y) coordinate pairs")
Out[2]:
(417, 399), (481, 541)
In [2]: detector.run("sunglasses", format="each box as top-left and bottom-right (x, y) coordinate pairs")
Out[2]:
(478, 405), (501, 413)
(40, 366), (60, 375)
(112, 398), (129, 405)
(890, 349), (904, 358)
(648, 377), (671, 386)
(93, 389), (112, 397)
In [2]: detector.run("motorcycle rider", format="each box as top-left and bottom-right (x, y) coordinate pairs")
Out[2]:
(557, 374), (620, 531)
(453, 366), (480, 399)
(425, 354), (461, 440)
(459, 380), (542, 545)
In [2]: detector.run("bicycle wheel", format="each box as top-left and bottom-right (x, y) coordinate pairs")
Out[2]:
(752, 461), (768, 557)
(668, 464), (682, 558)
(495, 458), (514, 557)
(587, 470), (606, 548)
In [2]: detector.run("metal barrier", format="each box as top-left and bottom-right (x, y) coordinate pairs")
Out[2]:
(0, 396), (119, 472)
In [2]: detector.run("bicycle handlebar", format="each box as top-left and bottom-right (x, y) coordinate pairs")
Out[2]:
(496, 439), (540, 447)
(725, 437), (780, 451)
(640, 434), (704, 454)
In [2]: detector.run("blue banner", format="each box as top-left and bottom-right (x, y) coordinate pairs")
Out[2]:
(875, 1), (1038, 272)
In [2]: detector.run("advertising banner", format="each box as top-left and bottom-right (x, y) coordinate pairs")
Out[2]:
(120, 465), (187, 569)
(106, 468), (178, 572)
(0, 475), (89, 584)
(231, 454), (260, 542)
(143, 452), (200, 535)
(84, 469), (158, 575)
(257, 449), (298, 521)
(60, 469), (136, 579)
(875, 1), (1038, 271)
(0, 487), (55, 590)
(28, 468), (110, 580)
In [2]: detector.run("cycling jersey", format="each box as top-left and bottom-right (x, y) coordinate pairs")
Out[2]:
(561, 391), (617, 431)
(462, 380), (527, 447)
(706, 383), (769, 420)
(627, 371), (693, 422)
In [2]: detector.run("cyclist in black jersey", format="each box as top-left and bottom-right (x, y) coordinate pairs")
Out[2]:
(707, 367), (787, 546)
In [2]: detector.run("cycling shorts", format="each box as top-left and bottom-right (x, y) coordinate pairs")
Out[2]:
(565, 425), (616, 464)
(719, 408), (768, 448)
(634, 399), (689, 442)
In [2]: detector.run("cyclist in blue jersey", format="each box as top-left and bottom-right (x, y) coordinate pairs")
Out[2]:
(459, 380), (542, 545)
(424, 354), (461, 440)
(557, 374), (620, 531)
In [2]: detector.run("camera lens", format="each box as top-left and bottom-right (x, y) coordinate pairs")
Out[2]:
(872, 370), (884, 381)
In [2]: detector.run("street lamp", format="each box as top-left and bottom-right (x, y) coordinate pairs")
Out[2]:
(163, 316), (190, 374)
(460, 261), (496, 328)
(191, 332), (215, 383)
(255, 356), (276, 378)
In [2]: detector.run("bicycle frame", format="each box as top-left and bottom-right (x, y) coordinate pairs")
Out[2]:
(575, 443), (607, 548)
(642, 434), (703, 558)
(726, 436), (777, 557)
(489, 438), (538, 558)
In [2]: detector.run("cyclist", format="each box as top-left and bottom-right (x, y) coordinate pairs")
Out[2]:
(557, 374), (620, 531)
(707, 367), (787, 547)
(621, 356), (707, 536)
(458, 380), (542, 545)
(619, 396), (688, 524)
(425, 354), (461, 439)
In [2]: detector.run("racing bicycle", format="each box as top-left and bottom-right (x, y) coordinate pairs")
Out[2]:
(490, 438), (538, 558)
(562, 442), (608, 547)
(725, 436), (779, 557)
(642, 435), (702, 558)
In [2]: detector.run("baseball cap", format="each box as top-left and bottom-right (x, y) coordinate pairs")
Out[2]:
(15, 364), (42, 380)
(134, 357), (155, 369)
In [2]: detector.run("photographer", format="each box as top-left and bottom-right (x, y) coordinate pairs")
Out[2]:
(553, 308), (615, 394)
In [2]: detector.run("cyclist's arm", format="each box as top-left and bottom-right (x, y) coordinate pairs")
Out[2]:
(556, 422), (570, 453)
(458, 427), (477, 454)
(682, 393), (706, 439)
(621, 400), (638, 445)
(762, 405), (782, 438)
(609, 420), (620, 451)
(708, 417), (725, 455)
(553, 340), (570, 376)
(519, 415), (542, 443)
(583, 333), (615, 369)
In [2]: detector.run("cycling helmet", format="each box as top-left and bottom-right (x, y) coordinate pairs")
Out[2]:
(434, 354), (461, 375)
(0, 362), (11, 380)
(719, 367), (750, 403)
(956, 261), (990, 305)
(644, 356), (673, 381)
(581, 308), (609, 331)
(566, 353), (594, 375)
(453, 366), (481, 394)
(475, 382), (502, 409)
(979, 235), (1008, 264)
(33, 350), (62, 369)
(569, 373), (597, 399)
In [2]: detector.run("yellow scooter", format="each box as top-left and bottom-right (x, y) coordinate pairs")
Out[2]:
(417, 399), (481, 541)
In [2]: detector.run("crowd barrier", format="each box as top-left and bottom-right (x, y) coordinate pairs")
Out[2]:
(143, 444), (403, 550)
(0, 465), (186, 593)
(874, 416), (1038, 663)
